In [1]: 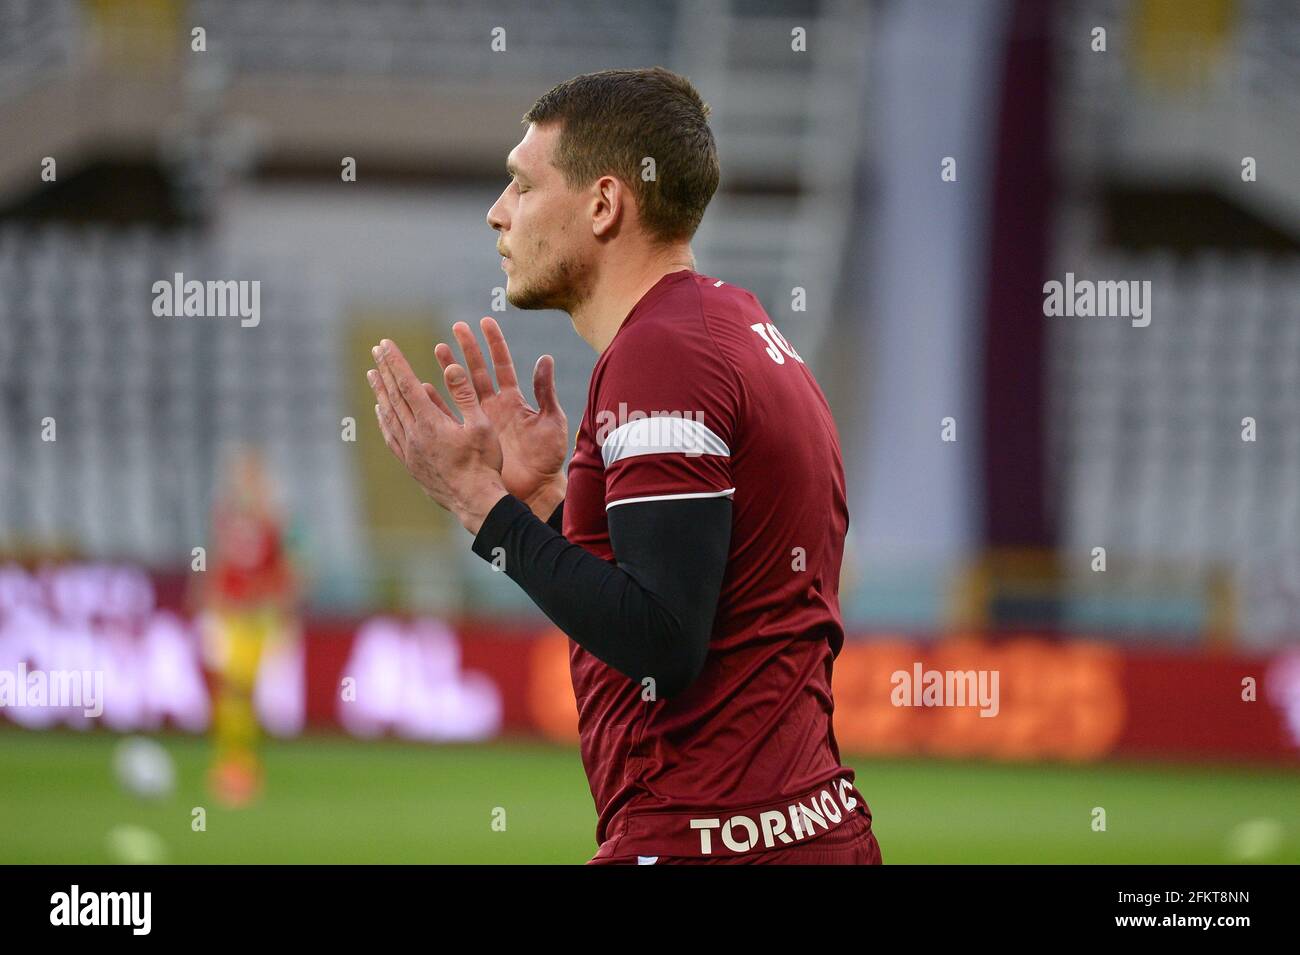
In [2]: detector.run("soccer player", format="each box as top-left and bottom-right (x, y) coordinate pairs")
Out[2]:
(196, 447), (298, 808)
(368, 67), (880, 864)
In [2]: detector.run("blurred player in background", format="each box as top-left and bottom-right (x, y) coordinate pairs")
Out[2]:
(196, 446), (299, 808)
(369, 67), (880, 864)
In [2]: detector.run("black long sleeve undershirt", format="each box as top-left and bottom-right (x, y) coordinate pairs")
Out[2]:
(471, 493), (731, 699)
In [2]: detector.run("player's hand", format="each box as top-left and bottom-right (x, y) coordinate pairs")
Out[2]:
(367, 339), (509, 535)
(433, 317), (568, 520)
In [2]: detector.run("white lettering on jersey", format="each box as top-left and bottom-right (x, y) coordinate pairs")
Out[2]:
(749, 322), (804, 364)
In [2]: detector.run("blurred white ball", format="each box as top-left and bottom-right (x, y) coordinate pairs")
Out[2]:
(105, 824), (168, 864)
(1226, 818), (1283, 862)
(112, 736), (176, 800)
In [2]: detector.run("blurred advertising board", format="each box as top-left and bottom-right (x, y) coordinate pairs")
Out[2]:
(1, 563), (1297, 765)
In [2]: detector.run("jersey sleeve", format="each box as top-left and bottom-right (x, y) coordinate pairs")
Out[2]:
(594, 318), (741, 510)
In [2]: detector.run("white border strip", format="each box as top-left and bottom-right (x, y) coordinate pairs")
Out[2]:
(601, 417), (730, 468)
(606, 488), (735, 510)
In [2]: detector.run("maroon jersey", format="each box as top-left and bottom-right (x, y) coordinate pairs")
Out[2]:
(563, 268), (866, 862)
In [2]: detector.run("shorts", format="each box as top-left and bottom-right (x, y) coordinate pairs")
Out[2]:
(632, 808), (883, 865)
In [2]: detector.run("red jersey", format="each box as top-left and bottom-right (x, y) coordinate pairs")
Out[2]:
(211, 507), (293, 607)
(563, 268), (864, 862)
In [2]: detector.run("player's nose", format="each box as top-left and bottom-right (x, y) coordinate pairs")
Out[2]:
(486, 194), (508, 232)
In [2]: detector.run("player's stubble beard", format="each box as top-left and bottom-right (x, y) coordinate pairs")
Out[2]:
(505, 231), (594, 316)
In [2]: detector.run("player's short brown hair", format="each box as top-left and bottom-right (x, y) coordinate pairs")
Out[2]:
(522, 66), (720, 245)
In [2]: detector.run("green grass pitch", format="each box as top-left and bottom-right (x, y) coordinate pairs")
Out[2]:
(1, 729), (1295, 863)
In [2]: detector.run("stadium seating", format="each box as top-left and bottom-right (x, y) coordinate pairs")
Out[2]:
(1048, 250), (1300, 641)
(0, 224), (364, 595)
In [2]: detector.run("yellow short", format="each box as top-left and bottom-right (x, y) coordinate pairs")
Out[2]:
(211, 607), (281, 687)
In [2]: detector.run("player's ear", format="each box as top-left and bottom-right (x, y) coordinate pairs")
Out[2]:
(590, 174), (623, 238)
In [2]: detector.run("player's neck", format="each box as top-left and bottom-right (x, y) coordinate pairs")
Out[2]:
(569, 247), (696, 354)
